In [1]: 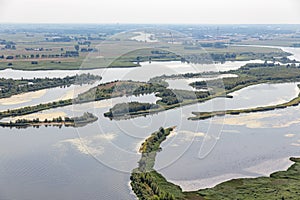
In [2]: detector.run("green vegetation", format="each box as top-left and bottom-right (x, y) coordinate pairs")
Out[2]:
(0, 99), (73, 119)
(291, 43), (300, 48)
(0, 73), (101, 99)
(71, 112), (98, 126)
(0, 112), (97, 128)
(75, 80), (150, 103)
(149, 72), (221, 84)
(190, 63), (300, 90)
(130, 127), (185, 200)
(183, 51), (291, 64)
(104, 102), (160, 118)
(76, 80), (210, 105)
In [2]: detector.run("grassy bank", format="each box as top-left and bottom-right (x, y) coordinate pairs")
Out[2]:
(130, 127), (185, 200)
(0, 99), (73, 120)
(189, 85), (300, 120)
(194, 157), (300, 200)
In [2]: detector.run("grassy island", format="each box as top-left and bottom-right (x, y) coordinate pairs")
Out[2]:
(0, 112), (97, 129)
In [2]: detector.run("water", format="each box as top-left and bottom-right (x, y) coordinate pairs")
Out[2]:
(1, 48), (300, 199)
(1, 82), (299, 199)
(281, 46), (300, 61)
(155, 106), (300, 191)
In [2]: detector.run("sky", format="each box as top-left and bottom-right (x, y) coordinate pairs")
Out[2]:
(0, 0), (299, 24)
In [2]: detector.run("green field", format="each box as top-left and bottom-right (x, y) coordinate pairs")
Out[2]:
(0, 31), (293, 70)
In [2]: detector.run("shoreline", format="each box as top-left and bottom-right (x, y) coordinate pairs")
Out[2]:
(168, 156), (295, 191)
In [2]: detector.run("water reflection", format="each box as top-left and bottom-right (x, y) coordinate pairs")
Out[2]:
(1, 51), (300, 199)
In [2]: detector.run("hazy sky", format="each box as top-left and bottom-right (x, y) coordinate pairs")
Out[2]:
(0, 0), (299, 24)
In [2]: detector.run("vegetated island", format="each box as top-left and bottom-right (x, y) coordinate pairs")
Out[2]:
(0, 112), (97, 129)
(131, 127), (300, 200)
(130, 127), (183, 200)
(0, 73), (102, 99)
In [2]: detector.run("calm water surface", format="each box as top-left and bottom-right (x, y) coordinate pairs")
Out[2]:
(1, 50), (300, 199)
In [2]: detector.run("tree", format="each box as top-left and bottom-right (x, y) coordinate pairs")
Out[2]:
(74, 45), (80, 51)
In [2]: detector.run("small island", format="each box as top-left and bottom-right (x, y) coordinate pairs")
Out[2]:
(104, 102), (160, 119)
(0, 112), (98, 129)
